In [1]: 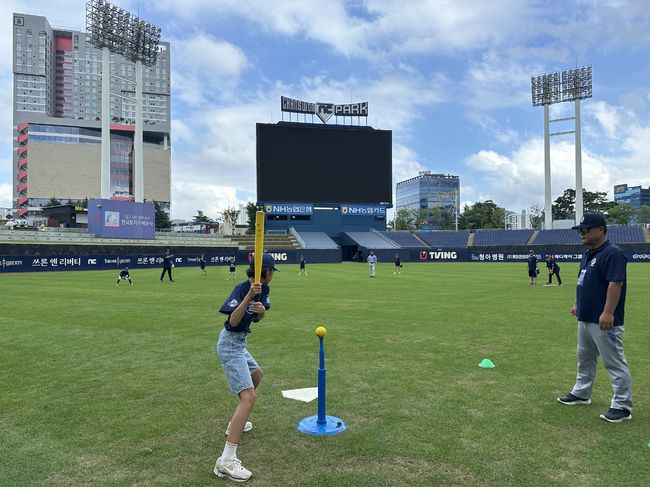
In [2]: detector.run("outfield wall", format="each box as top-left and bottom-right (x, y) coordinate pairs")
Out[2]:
(0, 244), (342, 273)
(1, 243), (649, 272)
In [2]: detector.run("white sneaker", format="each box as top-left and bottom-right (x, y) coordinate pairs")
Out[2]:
(214, 456), (252, 482)
(225, 421), (252, 436)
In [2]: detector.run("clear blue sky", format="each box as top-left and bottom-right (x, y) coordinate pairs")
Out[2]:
(1, 0), (649, 220)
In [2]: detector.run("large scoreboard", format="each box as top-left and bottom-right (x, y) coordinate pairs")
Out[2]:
(256, 122), (392, 205)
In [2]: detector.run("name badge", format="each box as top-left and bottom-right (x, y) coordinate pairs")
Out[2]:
(577, 268), (586, 286)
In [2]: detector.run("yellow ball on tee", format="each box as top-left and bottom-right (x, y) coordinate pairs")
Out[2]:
(315, 326), (327, 337)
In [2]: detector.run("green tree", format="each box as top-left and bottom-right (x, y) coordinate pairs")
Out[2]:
(638, 205), (650, 224)
(459, 200), (505, 229)
(439, 205), (457, 230)
(246, 202), (258, 235)
(415, 207), (441, 230)
(222, 207), (240, 235)
(529, 204), (543, 229)
(553, 188), (614, 220)
(607, 203), (636, 225)
(193, 210), (213, 224)
(44, 197), (61, 207)
(154, 201), (171, 229)
(394, 208), (416, 231)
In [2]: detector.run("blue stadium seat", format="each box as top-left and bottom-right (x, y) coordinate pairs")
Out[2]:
(380, 231), (424, 247)
(473, 229), (533, 246)
(532, 229), (580, 245)
(416, 231), (469, 248)
(608, 226), (645, 243)
(294, 231), (339, 249)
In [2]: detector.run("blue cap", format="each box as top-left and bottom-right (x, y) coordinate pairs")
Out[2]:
(249, 253), (280, 271)
(572, 213), (607, 230)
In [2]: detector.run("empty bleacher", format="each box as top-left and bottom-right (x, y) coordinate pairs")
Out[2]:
(417, 231), (469, 248)
(226, 234), (301, 250)
(293, 231), (339, 249)
(0, 228), (239, 247)
(342, 232), (399, 249)
(473, 229), (533, 246)
(533, 226), (646, 245)
(608, 226), (646, 243)
(532, 229), (580, 245)
(380, 231), (425, 248)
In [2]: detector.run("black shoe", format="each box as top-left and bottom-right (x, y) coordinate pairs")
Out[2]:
(599, 408), (631, 423)
(557, 393), (591, 405)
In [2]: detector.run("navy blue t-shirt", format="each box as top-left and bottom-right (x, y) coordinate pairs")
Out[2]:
(299, 260), (305, 269)
(527, 255), (537, 270)
(229, 263), (236, 272)
(219, 280), (271, 333)
(546, 260), (560, 272)
(576, 240), (627, 326)
(394, 257), (401, 266)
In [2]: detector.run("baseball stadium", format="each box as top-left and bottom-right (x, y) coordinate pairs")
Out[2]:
(3, 2), (650, 487)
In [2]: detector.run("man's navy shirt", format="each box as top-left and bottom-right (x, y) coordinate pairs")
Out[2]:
(163, 255), (173, 268)
(576, 240), (627, 326)
(527, 255), (537, 270)
(546, 260), (560, 272)
(219, 280), (270, 333)
(394, 257), (401, 266)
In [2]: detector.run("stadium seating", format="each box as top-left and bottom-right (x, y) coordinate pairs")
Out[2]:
(417, 231), (469, 248)
(533, 229), (580, 245)
(473, 229), (533, 246)
(379, 231), (425, 247)
(608, 226), (646, 243)
(342, 232), (400, 249)
(293, 231), (339, 249)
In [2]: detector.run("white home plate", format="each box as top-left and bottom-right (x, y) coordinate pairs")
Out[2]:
(281, 387), (318, 402)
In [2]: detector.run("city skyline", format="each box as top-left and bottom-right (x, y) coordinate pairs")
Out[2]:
(1, 0), (649, 220)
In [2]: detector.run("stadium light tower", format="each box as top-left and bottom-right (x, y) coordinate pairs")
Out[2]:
(86, 0), (161, 202)
(531, 65), (592, 228)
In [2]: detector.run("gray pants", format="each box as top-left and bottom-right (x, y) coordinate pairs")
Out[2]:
(571, 321), (633, 411)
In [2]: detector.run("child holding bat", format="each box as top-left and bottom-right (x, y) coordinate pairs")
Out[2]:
(214, 213), (279, 482)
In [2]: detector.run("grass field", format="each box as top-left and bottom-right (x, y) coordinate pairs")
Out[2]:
(1, 262), (649, 486)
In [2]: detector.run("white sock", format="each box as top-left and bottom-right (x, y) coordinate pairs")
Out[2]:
(222, 441), (238, 461)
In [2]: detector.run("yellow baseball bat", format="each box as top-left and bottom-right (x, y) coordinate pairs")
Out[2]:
(254, 210), (265, 283)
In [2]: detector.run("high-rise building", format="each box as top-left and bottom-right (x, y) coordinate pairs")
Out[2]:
(614, 184), (650, 211)
(396, 171), (460, 230)
(12, 13), (171, 219)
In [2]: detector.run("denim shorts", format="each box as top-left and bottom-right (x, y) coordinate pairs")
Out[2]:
(217, 328), (259, 395)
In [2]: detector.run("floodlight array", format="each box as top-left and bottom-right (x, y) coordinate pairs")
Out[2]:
(562, 65), (592, 102)
(531, 65), (592, 106)
(86, 0), (161, 66)
(531, 71), (561, 107)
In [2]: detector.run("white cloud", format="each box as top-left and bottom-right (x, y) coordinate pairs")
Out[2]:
(0, 183), (12, 208)
(170, 182), (243, 220)
(171, 33), (248, 105)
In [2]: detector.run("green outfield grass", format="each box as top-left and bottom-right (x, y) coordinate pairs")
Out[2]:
(1, 262), (649, 486)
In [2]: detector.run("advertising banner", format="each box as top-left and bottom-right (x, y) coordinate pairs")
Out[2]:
(263, 203), (313, 215)
(340, 205), (386, 216)
(0, 252), (236, 273)
(88, 199), (155, 239)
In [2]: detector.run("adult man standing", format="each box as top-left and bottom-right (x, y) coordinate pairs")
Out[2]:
(367, 251), (377, 278)
(527, 250), (538, 285)
(160, 249), (175, 282)
(557, 213), (633, 423)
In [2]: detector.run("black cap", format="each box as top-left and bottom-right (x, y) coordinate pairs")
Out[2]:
(571, 213), (607, 230)
(249, 253), (280, 272)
